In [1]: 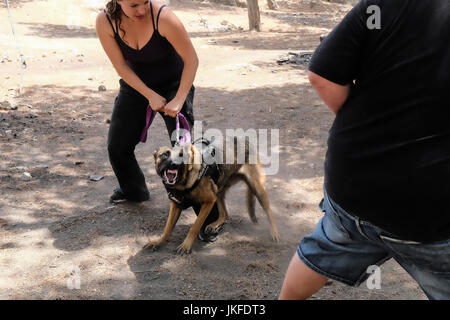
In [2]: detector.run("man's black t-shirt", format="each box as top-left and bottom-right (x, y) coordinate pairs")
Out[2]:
(308, 0), (450, 242)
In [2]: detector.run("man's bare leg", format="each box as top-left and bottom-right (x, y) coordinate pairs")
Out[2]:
(279, 252), (329, 300)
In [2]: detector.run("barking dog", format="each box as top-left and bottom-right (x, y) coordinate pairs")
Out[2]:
(145, 137), (280, 254)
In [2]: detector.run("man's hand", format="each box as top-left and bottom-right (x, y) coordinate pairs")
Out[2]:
(163, 97), (184, 118)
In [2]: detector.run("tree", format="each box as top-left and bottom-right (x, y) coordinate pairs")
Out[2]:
(246, 0), (261, 31)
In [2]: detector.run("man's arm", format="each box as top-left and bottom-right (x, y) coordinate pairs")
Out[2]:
(308, 71), (351, 114)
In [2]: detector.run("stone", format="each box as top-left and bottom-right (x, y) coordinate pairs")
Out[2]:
(89, 174), (104, 181)
(22, 172), (32, 181)
(0, 101), (11, 110)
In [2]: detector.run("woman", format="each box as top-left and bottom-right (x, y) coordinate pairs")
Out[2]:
(96, 0), (220, 242)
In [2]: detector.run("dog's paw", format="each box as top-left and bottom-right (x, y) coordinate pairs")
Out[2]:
(271, 229), (280, 243)
(205, 223), (220, 233)
(143, 239), (163, 250)
(176, 241), (192, 255)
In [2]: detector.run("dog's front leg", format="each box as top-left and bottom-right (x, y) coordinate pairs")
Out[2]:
(144, 200), (181, 250)
(177, 201), (215, 254)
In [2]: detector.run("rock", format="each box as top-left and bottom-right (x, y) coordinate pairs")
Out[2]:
(105, 119), (111, 124)
(0, 101), (11, 110)
(98, 85), (106, 92)
(320, 33), (329, 42)
(277, 52), (313, 66)
(89, 174), (104, 181)
(22, 172), (32, 181)
(26, 112), (38, 119)
(0, 218), (7, 227)
(74, 161), (84, 166)
(10, 105), (18, 110)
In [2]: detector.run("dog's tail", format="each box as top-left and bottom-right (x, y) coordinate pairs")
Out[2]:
(246, 188), (258, 223)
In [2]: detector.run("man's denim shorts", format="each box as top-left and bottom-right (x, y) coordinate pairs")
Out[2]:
(297, 188), (450, 300)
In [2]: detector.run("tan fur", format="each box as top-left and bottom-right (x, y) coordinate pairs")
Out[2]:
(146, 139), (280, 254)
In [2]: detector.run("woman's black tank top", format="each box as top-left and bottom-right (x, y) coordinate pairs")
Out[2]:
(104, 2), (183, 91)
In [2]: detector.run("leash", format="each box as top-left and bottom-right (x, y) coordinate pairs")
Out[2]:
(139, 104), (157, 143)
(5, 0), (27, 97)
(175, 112), (191, 145)
(140, 105), (191, 145)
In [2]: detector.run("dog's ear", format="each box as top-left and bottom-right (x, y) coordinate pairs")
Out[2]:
(153, 149), (158, 160)
(187, 145), (195, 172)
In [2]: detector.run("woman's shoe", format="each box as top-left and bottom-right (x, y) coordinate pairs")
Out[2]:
(109, 187), (127, 203)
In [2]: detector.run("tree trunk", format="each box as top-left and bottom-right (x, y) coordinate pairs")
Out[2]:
(246, 0), (261, 31)
(267, 0), (279, 10)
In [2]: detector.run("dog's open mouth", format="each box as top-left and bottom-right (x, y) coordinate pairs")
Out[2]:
(164, 169), (178, 185)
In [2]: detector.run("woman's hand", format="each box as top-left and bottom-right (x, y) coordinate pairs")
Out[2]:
(146, 91), (167, 112)
(163, 97), (184, 118)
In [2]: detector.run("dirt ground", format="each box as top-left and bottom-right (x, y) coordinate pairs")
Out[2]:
(0, 0), (427, 300)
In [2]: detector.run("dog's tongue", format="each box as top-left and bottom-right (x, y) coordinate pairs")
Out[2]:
(166, 169), (177, 183)
(167, 172), (175, 180)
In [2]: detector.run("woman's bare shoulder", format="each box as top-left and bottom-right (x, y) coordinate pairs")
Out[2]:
(151, 0), (167, 11)
(95, 10), (114, 35)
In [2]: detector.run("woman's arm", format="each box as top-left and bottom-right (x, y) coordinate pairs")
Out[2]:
(158, 6), (199, 118)
(95, 11), (167, 111)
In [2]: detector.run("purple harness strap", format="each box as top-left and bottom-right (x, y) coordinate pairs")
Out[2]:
(140, 105), (157, 143)
(175, 112), (191, 145)
(140, 104), (191, 145)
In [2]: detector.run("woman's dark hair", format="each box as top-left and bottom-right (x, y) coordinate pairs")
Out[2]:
(105, 0), (127, 40)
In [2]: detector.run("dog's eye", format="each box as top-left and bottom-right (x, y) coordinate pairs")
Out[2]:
(162, 151), (170, 159)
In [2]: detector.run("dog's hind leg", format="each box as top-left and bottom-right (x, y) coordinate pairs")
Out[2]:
(144, 200), (182, 250)
(246, 188), (257, 223)
(241, 165), (280, 242)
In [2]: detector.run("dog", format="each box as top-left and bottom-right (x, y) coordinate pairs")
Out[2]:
(144, 136), (280, 254)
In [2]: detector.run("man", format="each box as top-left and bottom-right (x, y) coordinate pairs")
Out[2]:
(279, 0), (450, 299)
